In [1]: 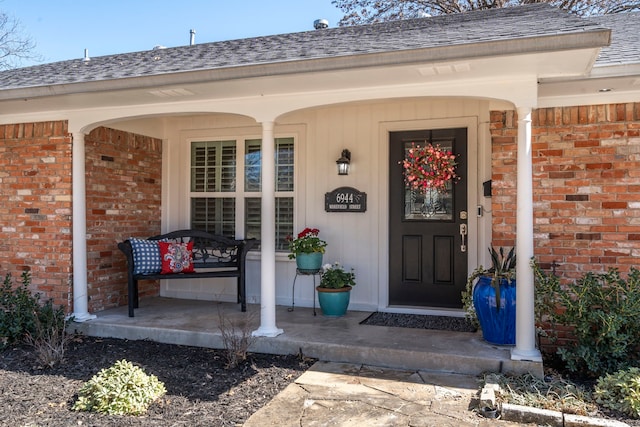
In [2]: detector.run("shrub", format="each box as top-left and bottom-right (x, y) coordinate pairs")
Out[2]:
(0, 272), (39, 347)
(0, 271), (67, 353)
(24, 301), (73, 368)
(534, 262), (640, 377)
(73, 359), (166, 415)
(594, 367), (640, 418)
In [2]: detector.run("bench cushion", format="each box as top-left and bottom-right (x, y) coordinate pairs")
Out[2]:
(130, 238), (162, 275)
(159, 241), (195, 274)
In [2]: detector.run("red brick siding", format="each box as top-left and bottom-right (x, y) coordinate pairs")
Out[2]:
(0, 121), (73, 309)
(491, 103), (640, 277)
(85, 127), (162, 312)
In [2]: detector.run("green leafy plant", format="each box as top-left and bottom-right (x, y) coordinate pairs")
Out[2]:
(0, 271), (39, 347)
(594, 367), (640, 418)
(462, 247), (516, 324)
(533, 262), (640, 377)
(319, 262), (356, 289)
(285, 227), (327, 259)
(0, 271), (68, 358)
(73, 359), (166, 415)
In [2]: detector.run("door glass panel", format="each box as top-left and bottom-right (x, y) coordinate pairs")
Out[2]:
(403, 138), (455, 221)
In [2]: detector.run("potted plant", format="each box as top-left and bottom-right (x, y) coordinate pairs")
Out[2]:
(286, 227), (327, 272)
(462, 247), (516, 345)
(316, 262), (356, 317)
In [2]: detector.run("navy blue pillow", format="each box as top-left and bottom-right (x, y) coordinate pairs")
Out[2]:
(129, 238), (162, 275)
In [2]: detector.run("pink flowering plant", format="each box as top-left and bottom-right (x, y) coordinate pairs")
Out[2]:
(401, 143), (459, 193)
(286, 227), (327, 259)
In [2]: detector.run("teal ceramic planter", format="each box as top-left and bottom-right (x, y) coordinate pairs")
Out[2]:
(316, 286), (352, 317)
(295, 252), (323, 272)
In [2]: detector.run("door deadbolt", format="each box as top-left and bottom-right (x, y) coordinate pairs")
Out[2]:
(459, 211), (468, 220)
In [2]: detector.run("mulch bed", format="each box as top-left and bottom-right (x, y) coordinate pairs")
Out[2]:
(361, 312), (477, 332)
(0, 336), (315, 426)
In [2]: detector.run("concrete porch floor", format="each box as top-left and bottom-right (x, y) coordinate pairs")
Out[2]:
(72, 297), (543, 377)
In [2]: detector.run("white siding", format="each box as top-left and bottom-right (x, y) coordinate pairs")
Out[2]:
(140, 98), (492, 312)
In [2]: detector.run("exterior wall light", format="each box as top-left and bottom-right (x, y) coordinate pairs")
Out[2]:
(336, 149), (351, 175)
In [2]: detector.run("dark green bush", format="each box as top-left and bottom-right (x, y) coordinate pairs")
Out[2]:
(534, 262), (640, 377)
(0, 271), (66, 350)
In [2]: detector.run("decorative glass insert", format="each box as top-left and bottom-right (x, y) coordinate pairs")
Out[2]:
(403, 138), (455, 221)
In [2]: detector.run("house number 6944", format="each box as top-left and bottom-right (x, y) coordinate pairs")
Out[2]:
(335, 193), (354, 203)
(324, 187), (367, 213)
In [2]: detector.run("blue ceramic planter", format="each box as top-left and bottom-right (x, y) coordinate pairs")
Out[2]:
(316, 286), (351, 317)
(472, 275), (516, 345)
(295, 252), (323, 272)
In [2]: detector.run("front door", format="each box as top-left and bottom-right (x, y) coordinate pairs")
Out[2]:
(389, 128), (468, 308)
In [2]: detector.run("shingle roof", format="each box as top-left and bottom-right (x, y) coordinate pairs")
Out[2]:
(588, 12), (640, 66)
(0, 4), (611, 91)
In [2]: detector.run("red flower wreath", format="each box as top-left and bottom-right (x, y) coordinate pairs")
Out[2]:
(401, 143), (459, 193)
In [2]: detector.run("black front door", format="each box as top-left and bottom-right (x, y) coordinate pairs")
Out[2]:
(389, 128), (468, 308)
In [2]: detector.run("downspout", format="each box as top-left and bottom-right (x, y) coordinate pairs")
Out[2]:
(71, 131), (96, 322)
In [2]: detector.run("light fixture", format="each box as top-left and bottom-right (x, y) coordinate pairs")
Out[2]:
(336, 149), (351, 175)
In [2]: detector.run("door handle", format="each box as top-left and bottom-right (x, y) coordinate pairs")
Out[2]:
(459, 223), (468, 253)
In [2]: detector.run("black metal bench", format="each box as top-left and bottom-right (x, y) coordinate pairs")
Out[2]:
(118, 229), (258, 317)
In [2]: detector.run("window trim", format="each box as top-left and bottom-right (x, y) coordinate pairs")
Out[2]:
(182, 124), (306, 259)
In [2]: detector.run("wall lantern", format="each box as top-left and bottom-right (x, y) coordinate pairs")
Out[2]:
(336, 149), (351, 175)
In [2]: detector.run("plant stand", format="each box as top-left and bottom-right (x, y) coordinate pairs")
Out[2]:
(288, 268), (321, 316)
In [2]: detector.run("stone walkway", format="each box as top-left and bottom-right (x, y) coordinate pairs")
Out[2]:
(244, 361), (532, 427)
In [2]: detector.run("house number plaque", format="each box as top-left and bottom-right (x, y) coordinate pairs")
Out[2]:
(325, 187), (367, 213)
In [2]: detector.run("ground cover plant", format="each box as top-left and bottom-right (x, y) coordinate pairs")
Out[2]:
(0, 336), (315, 426)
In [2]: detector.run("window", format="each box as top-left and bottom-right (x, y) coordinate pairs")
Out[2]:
(190, 137), (294, 251)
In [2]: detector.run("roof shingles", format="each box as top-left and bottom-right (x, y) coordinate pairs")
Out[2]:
(0, 4), (620, 91)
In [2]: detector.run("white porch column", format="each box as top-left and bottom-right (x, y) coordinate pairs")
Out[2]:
(71, 132), (96, 322)
(512, 107), (541, 361)
(253, 121), (283, 337)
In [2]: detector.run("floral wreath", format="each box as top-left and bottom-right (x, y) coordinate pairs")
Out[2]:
(401, 143), (459, 193)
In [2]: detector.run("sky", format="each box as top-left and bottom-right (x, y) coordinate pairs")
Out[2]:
(2, 0), (344, 67)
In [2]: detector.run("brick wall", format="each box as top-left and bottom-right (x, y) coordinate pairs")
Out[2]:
(85, 127), (162, 312)
(491, 103), (640, 276)
(0, 121), (73, 309)
(492, 103), (640, 352)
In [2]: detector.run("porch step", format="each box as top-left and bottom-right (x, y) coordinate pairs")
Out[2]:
(72, 297), (542, 377)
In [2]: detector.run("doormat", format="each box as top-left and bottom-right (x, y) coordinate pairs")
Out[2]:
(360, 312), (477, 333)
